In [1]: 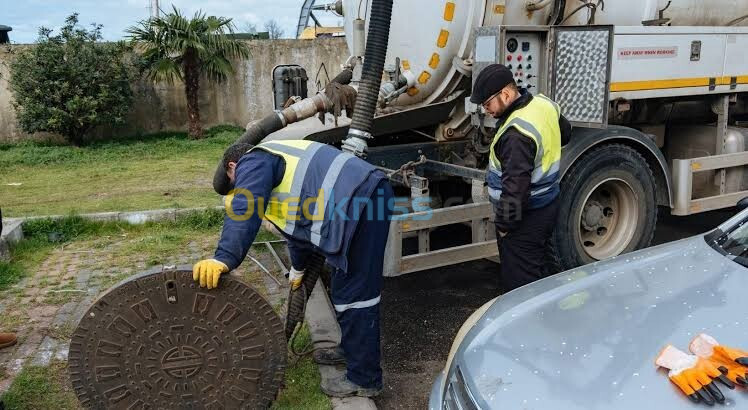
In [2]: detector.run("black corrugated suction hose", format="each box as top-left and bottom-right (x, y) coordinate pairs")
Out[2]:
(212, 114), (284, 195)
(548, 0), (566, 25)
(212, 68), (354, 195)
(285, 252), (327, 341)
(347, 0), (394, 137)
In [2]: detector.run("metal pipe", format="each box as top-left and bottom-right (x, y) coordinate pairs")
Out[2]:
(727, 14), (748, 26)
(280, 93), (333, 124)
(150, 0), (160, 18)
(352, 19), (366, 57)
(248, 254), (283, 287)
(526, 0), (553, 11)
(265, 242), (289, 276)
(212, 69), (352, 195)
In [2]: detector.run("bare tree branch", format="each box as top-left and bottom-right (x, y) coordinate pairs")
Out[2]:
(264, 20), (284, 39)
(243, 22), (258, 34)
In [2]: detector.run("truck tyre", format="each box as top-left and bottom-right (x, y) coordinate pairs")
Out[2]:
(552, 143), (657, 270)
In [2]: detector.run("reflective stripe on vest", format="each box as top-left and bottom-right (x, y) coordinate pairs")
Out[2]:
(488, 94), (562, 209)
(245, 140), (375, 253)
(251, 140), (323, 237)
(309, 151), (358, 246)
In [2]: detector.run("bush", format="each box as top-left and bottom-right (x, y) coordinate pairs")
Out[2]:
(8, 14), (134, 146)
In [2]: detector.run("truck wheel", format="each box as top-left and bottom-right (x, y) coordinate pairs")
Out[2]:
(552, 144), (657, 270)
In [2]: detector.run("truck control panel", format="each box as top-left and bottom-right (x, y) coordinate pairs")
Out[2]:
(504, 34), (542, 91)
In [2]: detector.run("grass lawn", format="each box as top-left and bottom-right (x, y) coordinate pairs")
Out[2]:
(273, 325), (332, 410)
(1, 362), (79, 410)
(0, 125), (243, 217)
(0, 209), (277, 291)
(0, 128), (332, 408)
(0, 213), (329, 409)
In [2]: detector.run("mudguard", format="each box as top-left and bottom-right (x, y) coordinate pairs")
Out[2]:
(561, 125), (673, 207)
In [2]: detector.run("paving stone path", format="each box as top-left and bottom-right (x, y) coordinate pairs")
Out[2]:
(0, 233), (290, 396)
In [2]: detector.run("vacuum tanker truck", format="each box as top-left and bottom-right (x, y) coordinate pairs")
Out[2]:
(61, 2), (748, 408)
(280, 0), (748, 275)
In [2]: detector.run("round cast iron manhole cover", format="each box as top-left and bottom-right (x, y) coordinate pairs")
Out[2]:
(68, 266), (287, 409)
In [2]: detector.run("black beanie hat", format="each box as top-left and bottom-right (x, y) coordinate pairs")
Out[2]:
(470, 64), (515, 104)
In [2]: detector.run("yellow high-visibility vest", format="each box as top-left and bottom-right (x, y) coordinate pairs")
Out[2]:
(487, 94), (562, 208)
(227, 140), (377, 253)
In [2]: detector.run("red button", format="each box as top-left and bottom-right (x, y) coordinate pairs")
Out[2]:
(507, 55), (513, 61)
(517, 55), (523, 61)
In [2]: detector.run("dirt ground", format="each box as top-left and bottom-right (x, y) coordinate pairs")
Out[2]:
(374, 208), (735, 409)
(377, 259), (499, 409)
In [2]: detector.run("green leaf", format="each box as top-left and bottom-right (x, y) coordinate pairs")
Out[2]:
(125, 7), (249, 138)
(8, 13), (134, 145)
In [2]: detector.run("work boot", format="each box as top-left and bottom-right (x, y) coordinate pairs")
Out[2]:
(313, 346), (346, 365)
(321, 374), (382, 398)
(0, 333), (17, 349)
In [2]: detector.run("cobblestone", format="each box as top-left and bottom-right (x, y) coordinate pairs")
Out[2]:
(30, 336), (63, 367)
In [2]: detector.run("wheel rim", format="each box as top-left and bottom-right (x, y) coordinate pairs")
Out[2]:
(577, 178), (639, 261)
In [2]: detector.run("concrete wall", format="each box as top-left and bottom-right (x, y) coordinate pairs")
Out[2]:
(0, 45), (34, 143)
(0, 38), (349, 143)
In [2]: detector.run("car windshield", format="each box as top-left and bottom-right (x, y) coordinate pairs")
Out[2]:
(713, 216), (748, 265)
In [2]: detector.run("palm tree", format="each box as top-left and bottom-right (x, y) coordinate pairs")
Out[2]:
(127, 7), (249, 138)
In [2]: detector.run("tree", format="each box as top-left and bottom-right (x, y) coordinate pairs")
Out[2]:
(264, 19), (284, 39)
(126, 7), (249, 139)
(243, 22), (258, 34)
(8, 14), (133, 146)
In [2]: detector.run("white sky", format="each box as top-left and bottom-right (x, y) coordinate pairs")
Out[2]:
(4, 0), (343, 43)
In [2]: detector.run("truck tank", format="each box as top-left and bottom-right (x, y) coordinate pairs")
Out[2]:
(328, 0), (748, 274)
(342, 0), (748, 107)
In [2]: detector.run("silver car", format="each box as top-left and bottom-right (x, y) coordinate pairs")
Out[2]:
(430, 209), (748, 409)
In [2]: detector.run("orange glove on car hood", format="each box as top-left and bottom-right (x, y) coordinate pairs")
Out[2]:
(655, 344), (731, 405)
(690, 333), (748, 386)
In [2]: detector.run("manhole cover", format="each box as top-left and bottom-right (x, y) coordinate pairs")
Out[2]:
(68, 266), (286, 409)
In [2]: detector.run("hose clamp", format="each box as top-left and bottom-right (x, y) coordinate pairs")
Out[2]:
(348, 129), (373, 140)
(274, 110), (288, 127)
(341, 135), (369, 158)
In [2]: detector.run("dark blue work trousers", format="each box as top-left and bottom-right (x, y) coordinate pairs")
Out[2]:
(330, 181), (393, 389)
(497, 197), (560, 292)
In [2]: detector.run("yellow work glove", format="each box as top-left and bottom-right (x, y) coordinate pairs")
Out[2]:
(690, 333), (748, 386)
(192, 259), (229, 290)
(288, 267), (305, 291)
(655, 344), (730, 405)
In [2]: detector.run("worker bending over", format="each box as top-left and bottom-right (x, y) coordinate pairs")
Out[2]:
(472, 64), (571, 291)
(193, 140), (392, 398)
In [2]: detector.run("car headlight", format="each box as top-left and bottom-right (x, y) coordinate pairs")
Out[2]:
(440, 297), (498, 403)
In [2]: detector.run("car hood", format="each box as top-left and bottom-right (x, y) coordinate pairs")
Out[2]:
(455, 235), (748, 409)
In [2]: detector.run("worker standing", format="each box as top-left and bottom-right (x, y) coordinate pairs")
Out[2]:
(192, 140), (392, 398)
(471, 64), (571, 292)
